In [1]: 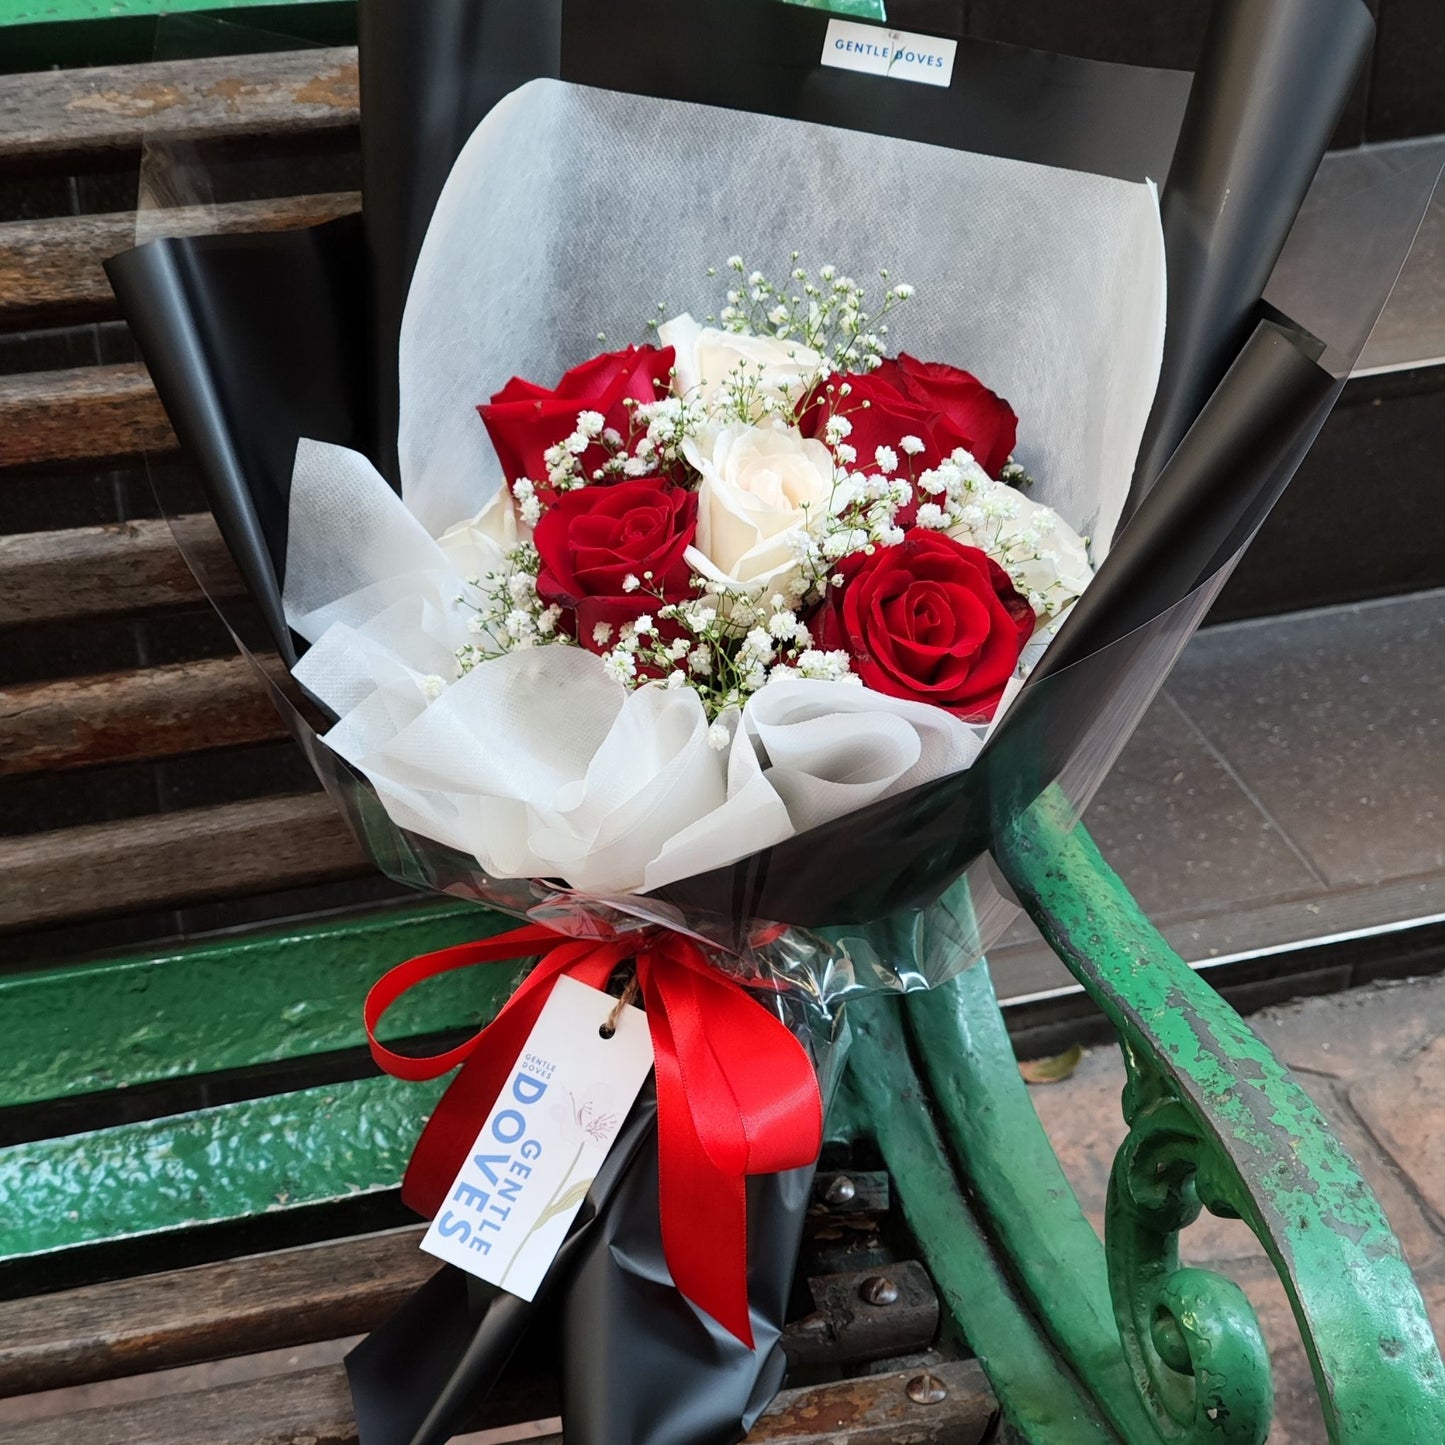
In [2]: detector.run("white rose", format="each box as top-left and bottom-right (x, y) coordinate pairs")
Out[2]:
(436, 486), (528, 575)
(947, 477), (1093, 617)
(658, 312), (822, 420)
(684, 421), (835, 599)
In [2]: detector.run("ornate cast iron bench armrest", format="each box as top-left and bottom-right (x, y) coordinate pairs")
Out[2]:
(841, 785), (1445, 1444)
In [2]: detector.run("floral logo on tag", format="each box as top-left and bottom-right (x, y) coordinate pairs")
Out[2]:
(572, 1091), (621, 1144)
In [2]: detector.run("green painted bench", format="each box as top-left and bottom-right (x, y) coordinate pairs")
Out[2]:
(2, 9), (1444, 1443)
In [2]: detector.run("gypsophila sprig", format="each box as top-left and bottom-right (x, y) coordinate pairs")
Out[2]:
(593, 580), (856, 719)
(455, 541), (573, 673)
(717, 254), (914, 375)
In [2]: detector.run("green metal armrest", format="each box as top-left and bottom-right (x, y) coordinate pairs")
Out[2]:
(841, 785), (1445, 1444)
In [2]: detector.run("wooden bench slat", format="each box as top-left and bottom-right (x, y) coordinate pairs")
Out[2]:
(0, 902), (508, 1111)
(4, 1357), (994, 1445)
(0, 515), (235, 626)
(0, 655), (287, 775)
(0, 1074), (442, 1260)
(0, 193), (360, 326)
(0, 47), (358, 164)
(0, 1228), (436, 1400)
(0, 793), (368, 931)
(0, 1227), (928, 1400)
(0, 363), (174, 468)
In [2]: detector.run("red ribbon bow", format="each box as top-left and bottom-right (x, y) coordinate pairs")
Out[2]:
(365, 923), (823, 1347)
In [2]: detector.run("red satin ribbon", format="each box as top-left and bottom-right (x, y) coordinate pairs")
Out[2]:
(365, 923), (823, 1348)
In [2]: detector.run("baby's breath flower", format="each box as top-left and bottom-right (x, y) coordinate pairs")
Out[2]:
(603, 650), (637, 684)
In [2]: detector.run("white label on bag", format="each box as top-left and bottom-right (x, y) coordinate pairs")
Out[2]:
(420, 975), (654, 1300)
(821, 19), (957, 88)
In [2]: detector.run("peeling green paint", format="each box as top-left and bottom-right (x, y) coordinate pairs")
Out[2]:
(843, 995), (1120, 1444)
(0, 0), (323, 24)
(0, 901), (521, 1110)
(0, 1073), (441, 1258)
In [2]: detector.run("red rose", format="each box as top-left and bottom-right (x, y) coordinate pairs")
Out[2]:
(890, 355), (1017, 477)
(810, 532), (1034, 720)
(804, 355), (1017, 479)
(533, 479), (697, 650)
(479, 345), (675, 491)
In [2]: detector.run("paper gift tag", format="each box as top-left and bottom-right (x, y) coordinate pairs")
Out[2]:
(420, 975), (655, 1299)
(821, 18), (958, 89)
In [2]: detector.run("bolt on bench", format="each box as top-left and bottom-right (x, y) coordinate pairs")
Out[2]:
(2, 21), (1444, 1445)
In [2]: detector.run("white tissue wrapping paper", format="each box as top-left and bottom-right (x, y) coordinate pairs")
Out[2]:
(284, 80), (1167, 897)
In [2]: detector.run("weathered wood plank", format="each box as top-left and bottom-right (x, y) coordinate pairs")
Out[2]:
(0, 655), (287, 775)
(0, 515), (236, 625)
(0, 1229), (935, 1398)
(0, 793), (369, 930)
(0, 363), (174, 467)
(0, 47), (358, 164)
(3, 1358), (994, 1445)
(0, 1229), (436, 1400)
(0, 193), (360, 326)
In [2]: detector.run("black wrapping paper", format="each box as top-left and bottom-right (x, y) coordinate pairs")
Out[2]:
(103, 2), (1428, 1441)
(1129, 0), (1375, 500)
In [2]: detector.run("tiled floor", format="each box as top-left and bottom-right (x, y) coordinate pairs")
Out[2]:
(990, 587), (1445, 1001)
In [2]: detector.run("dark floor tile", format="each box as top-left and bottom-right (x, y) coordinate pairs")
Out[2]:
(1170, 590), (1445, 888)
(1054, 690), (1324, 922)
(1368, 0), (1445, 140)
(1213, 367), (1445, 622)
(966, 0), (1208, 70)
(1352, 183), (1445, 376)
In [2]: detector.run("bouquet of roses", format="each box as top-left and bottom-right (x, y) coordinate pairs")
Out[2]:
(107, 0), (1428, 1441)
(289, 254), (1101, 901)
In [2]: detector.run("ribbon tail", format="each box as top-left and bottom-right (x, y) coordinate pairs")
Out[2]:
(652, 999), (756, 1349)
